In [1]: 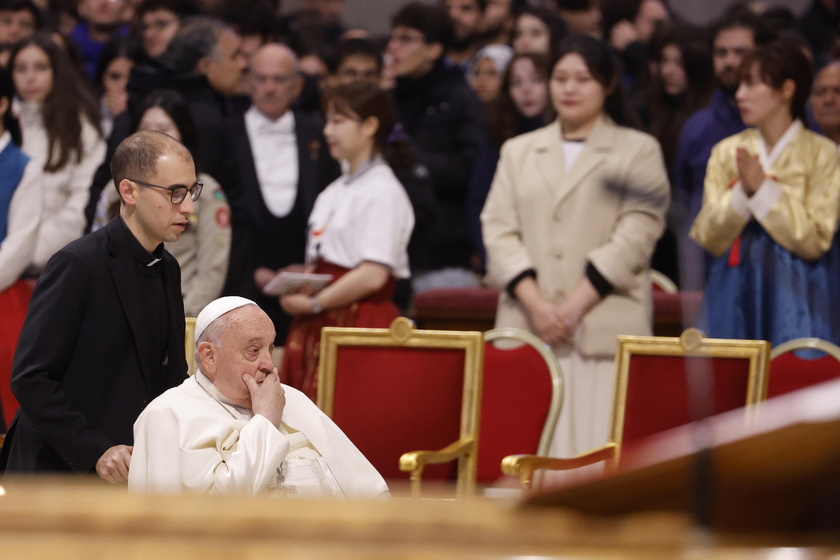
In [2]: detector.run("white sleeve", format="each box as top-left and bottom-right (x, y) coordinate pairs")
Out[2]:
(0, 160), (42, 291)
(31, 120), (106, 271)
(355, 179), (414, 269)
(130, 406), (291, 495)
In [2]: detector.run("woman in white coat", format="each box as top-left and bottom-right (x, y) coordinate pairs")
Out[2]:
(481, 34), (670, 459)
(10, 32), (105, 273)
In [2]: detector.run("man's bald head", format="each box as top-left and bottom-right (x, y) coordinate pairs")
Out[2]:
(813, 61), (840, 144)
(111, 130), (193, 192)
(249, 42), (304, 121)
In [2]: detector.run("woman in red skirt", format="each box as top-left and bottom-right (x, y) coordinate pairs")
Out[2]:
(272, 82), (415, 400)
(0, 65), (43, 430)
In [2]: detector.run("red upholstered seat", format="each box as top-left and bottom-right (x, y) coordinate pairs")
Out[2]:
(767, 338), (840, 399)
(410, 287), (499, 332)
(477, 329), (561, 483)
(331, 346), (465, 481)
(502, 329), (770, 491)
(412, 287), (500, 312)
(622, 355), (753, 444)
(318, 317), (484, 497)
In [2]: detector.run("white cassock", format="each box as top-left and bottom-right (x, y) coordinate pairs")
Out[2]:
(128, 371), (389, 499)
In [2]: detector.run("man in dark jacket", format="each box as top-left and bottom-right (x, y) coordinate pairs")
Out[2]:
(87, 15), (246, 227)
(225, 43), (339, 345)
(1, 131), (194, 482)
(387, 2), (486, 295)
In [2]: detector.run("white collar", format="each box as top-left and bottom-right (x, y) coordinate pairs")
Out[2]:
(194, 370), (253, 419)
(0, 130), (11, 153)
(246, 106), (295, 134)
(757, 119), (802, 169)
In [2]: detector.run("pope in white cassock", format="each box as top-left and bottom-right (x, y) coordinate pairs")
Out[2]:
(128, 296), (389, 498)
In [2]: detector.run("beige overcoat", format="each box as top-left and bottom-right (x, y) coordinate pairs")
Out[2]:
(481, 116), (670, 357)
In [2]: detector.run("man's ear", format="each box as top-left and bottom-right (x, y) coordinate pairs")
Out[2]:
(196, 56), (212, 76)
(197, 341), (217, 376)
(118, 179), (137, 206)
(427, 42), (444, 62)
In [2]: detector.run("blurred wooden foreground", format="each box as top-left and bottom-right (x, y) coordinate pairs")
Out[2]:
(0, 475), (838, 559)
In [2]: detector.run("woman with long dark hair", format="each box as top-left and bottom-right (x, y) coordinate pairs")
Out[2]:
(691, 39), (840, 347)
(274, 81), (415, 400)
(10, 31), (105, 273)
(482, 34), (669, 459)
(468, 51), (555, 271)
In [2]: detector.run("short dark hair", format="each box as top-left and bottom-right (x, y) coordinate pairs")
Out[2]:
(131, 89), (199, 168)
(0, 0), (41, 27)
(326, 37), (382, 74)
(738, 38), (813, 123)
(391, 2), (454, 51)
(134, 0), (201, 20)
(111, 130), (192, 190)
(710, 7), (770, 49)
(554, 0), (597, 11)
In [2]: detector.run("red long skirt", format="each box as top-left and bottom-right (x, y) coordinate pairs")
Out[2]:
(0, 279), (33, 428)
(280, 262), (399, 401)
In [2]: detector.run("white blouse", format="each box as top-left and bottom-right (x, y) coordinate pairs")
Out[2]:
(305, 158), (414, 279)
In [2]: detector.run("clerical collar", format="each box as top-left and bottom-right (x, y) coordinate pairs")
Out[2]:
(342, 154), (385, 185)
(194, 371), (253, 418)
(119, 215), (164, 267)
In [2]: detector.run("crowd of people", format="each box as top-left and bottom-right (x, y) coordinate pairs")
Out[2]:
(0, 0), (839, 495)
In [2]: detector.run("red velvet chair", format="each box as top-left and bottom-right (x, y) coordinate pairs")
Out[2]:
(477, 328), (563, 486)
(410, 287), (500, 332)
(767, 338), (840, 399)
(317, 317), (484, 498)
(502, 328), (770, 491)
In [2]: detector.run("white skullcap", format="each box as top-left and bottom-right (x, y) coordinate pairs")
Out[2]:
(468, 44), (514, 77)
(194, 296), (257, 344)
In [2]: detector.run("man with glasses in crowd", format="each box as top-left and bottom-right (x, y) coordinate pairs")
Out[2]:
(0, 130), (198, 483)
(226, 42), (338, 348)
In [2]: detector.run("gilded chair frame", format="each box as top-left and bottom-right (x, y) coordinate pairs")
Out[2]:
(650, 269), (678, 294)
(770, 337), (840, 361)
(318, 317), (484, 498)
(483, 327), (564, 458)
(503, 328), (770, 491)
(185, 317), (197, 376)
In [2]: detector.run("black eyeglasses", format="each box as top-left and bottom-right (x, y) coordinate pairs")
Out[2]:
(131, 179), (203, 204)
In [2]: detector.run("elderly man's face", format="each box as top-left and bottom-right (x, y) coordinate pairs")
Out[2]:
(205, 29), (247, 97)
(204, 306), (276, 408)
(249, 44), (303, 121)
(813, 64), (840, 135)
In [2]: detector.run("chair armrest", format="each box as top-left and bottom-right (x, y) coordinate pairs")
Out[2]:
(501, 444), (618, 491)
(399, 438), (475, 497)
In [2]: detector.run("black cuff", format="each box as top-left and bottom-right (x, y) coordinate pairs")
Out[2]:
(586, 262), (613, 298)
(506, 269), (537, 299)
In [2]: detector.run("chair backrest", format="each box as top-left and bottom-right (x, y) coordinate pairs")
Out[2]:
(611, 328), (769, 465)
(318, 317), (484, 497)
(185, 317), (197, 376)
(767, 338), (840, 399)
(477, 328), (563, 483)
(650, 269), (678, 294)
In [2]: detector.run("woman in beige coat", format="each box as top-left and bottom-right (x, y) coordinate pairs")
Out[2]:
(481, 35), (670, 460)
